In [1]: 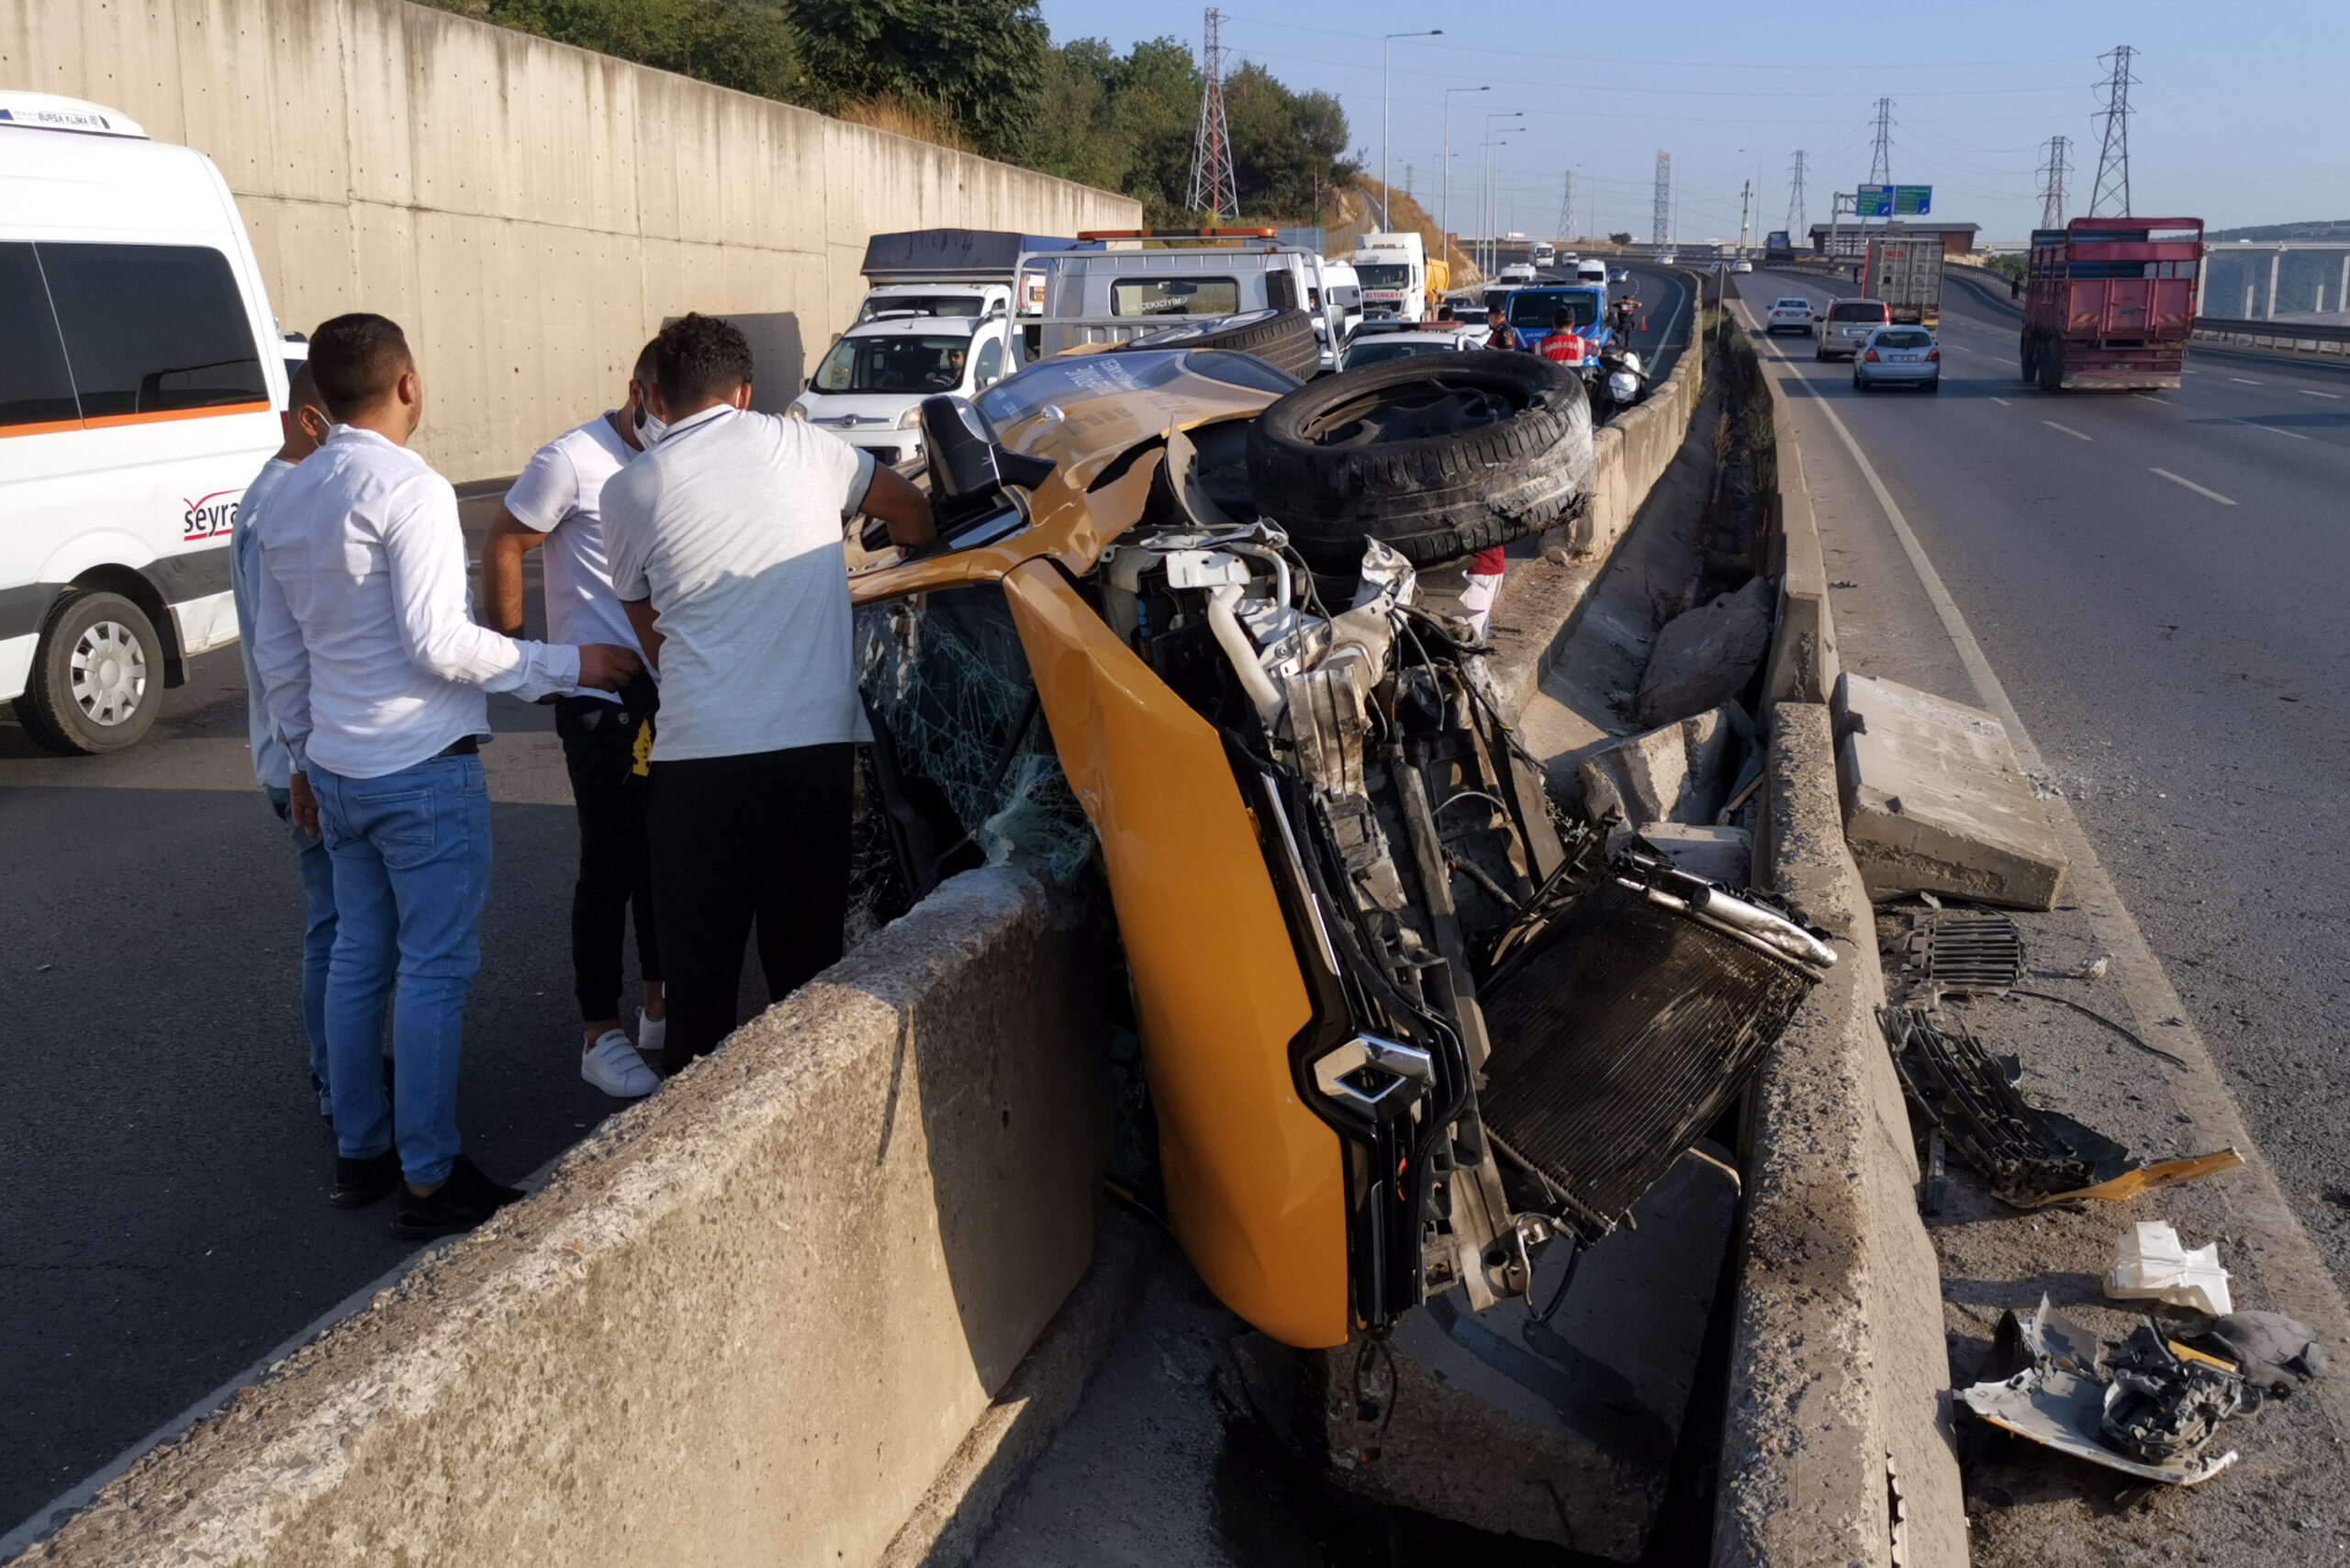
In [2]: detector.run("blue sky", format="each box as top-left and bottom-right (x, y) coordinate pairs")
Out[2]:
(1035, 0), (2349, 241)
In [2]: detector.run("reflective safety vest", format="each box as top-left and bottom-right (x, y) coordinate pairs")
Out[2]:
(1538, 330), (1586, 367)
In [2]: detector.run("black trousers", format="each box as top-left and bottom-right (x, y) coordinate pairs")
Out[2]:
(555, 682), (661, 1024)
(646, 742), (854, 1074)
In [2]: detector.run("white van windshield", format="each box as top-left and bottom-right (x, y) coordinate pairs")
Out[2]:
(812, 334), (971, 394)
(1355, 264), (1412, 288)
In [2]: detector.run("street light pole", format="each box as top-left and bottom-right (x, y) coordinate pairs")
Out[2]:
(1441, 84), (1488, 277)
(1480, 110), (1523, 275)
(1381, 29), (1442, 230)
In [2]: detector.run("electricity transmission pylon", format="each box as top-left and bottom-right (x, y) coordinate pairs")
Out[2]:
(1186, 8), (1237, 221)
(2036, 135), (2072, 230)
(1554, 171), (1574, 243)
(2088, 46), (2136, 218)
(1785, 150), (1807, 236)
(1652, 151), (1672, 245)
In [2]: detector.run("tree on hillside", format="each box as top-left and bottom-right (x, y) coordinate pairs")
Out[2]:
(441, 0), (801, 100)
(790, 0), (1049, 160)
(1222, 63), (1352, 222)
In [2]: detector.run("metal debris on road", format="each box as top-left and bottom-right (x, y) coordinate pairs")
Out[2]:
(2107, 1220), (2233, 1316)
(2188, 1312), (2327, 1396)
(1957, 1296), (2240, 1486)
(1892, 908), (2025, 997)
(1878, 1006), (2244, 1208)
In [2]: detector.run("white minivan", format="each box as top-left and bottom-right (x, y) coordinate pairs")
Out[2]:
(1, 94), (286, 753)
(788, 312), (1017, 471)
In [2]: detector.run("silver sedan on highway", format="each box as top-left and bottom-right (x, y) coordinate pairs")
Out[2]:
(1852, 325), (1942, 393)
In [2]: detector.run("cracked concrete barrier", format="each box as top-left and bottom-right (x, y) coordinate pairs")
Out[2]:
(20, 869), (1107, 1567)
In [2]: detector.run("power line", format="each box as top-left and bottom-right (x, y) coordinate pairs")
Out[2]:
(2036, 135), (2072, 230)
(1786, 150), (1807, 235)
(2088, 45), (2136, 218)
(1652, 151), (1673, 245)
(1187, 8), (1238, 220)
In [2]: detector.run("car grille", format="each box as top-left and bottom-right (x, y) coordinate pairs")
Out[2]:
(1476, 878), (1817, 1240)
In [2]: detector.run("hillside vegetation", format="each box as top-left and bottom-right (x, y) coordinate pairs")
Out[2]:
(428, 0), (1359, 226)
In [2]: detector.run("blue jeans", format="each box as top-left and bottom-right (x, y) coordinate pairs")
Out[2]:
(265, 785), (340, 1116)
(311, 753), (493, 1187)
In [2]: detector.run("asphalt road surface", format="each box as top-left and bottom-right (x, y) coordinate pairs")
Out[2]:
(0, 521), (651, 1534)
(1732, 266), (2350, 1294)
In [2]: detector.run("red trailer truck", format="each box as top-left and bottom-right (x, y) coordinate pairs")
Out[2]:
(2020, 217), (2204, 391)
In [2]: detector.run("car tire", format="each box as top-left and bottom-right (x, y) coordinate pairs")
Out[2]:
(1813, 346), (1826, 362)
(2037, 344), (2063, 393)
(14, 588), (165, 755)
(1247, 353), (1595, 570)
(2020, 337), (2037, 383)
(1852, 374), (1866, 391)
(1925, 376), (1942, 395)
(1108, 307), (1321, 383)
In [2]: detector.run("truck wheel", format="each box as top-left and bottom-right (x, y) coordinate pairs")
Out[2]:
(2037, 345), (2063, 393)
(1247, 353), (1594, 570)
(14, 589), (165, 755)
(1109, 308), (1321, 383)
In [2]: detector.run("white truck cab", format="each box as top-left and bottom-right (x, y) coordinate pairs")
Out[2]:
(1024, 230), (1347, 377)
(1351, 231), (1427, 323)
(788, 314), (1014, 470)
(0, 92), (287, 753)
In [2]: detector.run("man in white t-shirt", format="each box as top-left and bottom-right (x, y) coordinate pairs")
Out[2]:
(483, 341), (665, 1100)
(602, 313), (934, 1074)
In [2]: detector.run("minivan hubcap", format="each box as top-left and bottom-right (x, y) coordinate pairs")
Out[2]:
(71, 622), (147, 726)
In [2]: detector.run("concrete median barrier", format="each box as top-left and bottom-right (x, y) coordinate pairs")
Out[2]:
(19, 868), (1109, 1567)
(1716, 313), (1964, 1567)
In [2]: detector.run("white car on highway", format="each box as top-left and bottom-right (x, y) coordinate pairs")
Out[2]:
(789, 314), (1013, 470)
(1337, 322), (1486, 370)
(1852, 326), (1941, 393)
(1497, 262), (1539, 284)
(1732, 259), (1754, 274)
(1765, 297), (1818, 335)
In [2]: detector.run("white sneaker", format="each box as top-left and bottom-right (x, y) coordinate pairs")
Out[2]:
(582, 1030), (659, 1098)
(637, 1008), (666, 1064)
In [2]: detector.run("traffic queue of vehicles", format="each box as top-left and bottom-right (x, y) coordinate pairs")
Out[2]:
(0, 84), (1643, 756)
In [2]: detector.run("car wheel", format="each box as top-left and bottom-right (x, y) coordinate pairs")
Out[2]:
(1925, 376), (1942, 395)
(14, 588), (165, 755)
(1852, 374), (1865, 391)
(2037, 345), (2063, 393)
(1248, 353), (1595, 570)
(1813, 346), (1826, 362)
(1108, 307), (1321, 383)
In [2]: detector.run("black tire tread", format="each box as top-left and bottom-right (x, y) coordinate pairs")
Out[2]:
(1247, 353), (1595, 569)
(1107, 307), (1322, 382)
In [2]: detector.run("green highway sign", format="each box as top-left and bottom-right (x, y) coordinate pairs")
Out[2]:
(1856, 185), (1891, 218)
(1895, 185), (1932, 215)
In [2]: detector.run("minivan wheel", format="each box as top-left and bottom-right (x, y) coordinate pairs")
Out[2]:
(16, 590), (163, 755)
(1247, 353), (1595, 569)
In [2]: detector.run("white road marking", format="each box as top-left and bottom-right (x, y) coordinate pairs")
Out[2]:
(2300, 388), (2343, 399)
(2149, 467), (2238, 505)
(2043, 420), (2093, 441)
(1986, 396), (2011, 406)
(2229, 376), (2265, 385)
(1789, 376), (2350, 1442)
(2133, 394), (2169, 405)
(2231, 416), (2310, 442)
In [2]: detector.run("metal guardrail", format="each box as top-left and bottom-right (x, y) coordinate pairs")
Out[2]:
(2192, 315), (2350, 353)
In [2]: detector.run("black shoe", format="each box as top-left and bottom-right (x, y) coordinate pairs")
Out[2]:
(392, 1156), (524, 1240)
(330, 1148), (402, 1208)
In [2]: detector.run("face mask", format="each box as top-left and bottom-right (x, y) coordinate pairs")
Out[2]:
(633, 404), (667, 447)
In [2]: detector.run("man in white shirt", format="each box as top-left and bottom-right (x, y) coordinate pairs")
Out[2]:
(251, 313), (641, 1239)
(229, 361), (339, 1122)
(603, 313), (933, 1075)
(483, 341), (665, 1101)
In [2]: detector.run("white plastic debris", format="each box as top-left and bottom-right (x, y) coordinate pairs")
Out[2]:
(2106, 1220), (2233, 1316)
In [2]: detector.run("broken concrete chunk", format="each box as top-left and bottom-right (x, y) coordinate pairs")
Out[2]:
(1633, 575), (1774, 728)
(1636, 822), (1752, 886)
(1834, 672), (2069, 910)
(1578, 704), (1740, 826)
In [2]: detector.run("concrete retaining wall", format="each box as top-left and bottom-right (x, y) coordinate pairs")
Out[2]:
(1715, 315), (1964, 1567)
(21, 869), (1109, 1567)
(3, 0), (1140, 482)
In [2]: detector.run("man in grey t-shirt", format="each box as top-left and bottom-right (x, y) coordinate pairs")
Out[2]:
(603, 314), (934, 1073)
